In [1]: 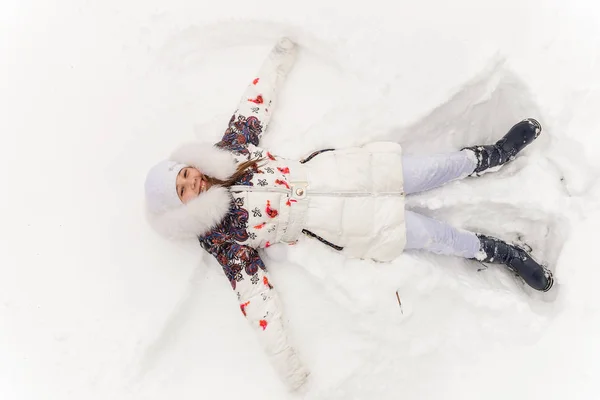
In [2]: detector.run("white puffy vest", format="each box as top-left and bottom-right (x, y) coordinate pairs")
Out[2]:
(301, 142), (406, 261)
(230, 141), (406, 261)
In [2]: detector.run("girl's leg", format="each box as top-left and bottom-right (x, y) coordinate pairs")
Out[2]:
(403, 210), (554, 291)
(404, 210), (481, 258)
(402, 118), (543, 195)
(402, 151), (477, 195)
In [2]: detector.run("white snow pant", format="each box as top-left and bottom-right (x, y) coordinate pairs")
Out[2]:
(402, 150), (482, 259)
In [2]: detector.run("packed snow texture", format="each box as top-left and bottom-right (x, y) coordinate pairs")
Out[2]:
(2, 0), (600, 399)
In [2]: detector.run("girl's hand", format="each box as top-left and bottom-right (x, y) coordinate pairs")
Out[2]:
(273, 37), (297, 78)
(275, 37), (296, 53)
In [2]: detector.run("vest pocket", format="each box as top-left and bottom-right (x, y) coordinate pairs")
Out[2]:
(301, 229), (344, 251)
(299, 149), (335, 164)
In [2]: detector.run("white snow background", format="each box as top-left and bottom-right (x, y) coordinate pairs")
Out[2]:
(2, 0), (600, 399)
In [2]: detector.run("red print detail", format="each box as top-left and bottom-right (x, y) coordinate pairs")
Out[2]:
(263, 276), (273, 289)
(266, 200), (279, 218)
(259, 320), (268, 330)
(267, 152), (276, 161)
(275, 179), (290, 189)
(277, 167), (290, 174)
(253, 78), (259, 85)
(254, 222), (266, 230)
(286, 199), (298, 207)
(265, 241), (271, 248)
(248, 95), (264, 104)
(240, 301), (250, 316)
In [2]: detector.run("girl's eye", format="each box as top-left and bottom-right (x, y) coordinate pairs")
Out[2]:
(180, 187), (184, 197)
(184, 169), (188, 178)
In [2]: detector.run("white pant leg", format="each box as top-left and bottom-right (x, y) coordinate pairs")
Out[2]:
(402, 150), (477, 195)
(404, 210), (481, 259)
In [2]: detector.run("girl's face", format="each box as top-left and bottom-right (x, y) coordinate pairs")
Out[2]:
(176, 167), (211, 204)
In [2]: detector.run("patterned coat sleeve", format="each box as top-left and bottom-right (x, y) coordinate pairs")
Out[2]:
(217, 38), (297, 152)
(199, 237), (309, 390)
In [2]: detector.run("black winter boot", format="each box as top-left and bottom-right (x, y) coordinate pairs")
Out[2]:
(475, 234), (554, 292)
(463, 118), (542, 176)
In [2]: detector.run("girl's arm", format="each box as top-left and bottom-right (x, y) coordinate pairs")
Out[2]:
(217, 38), (297, 152)
(200, 238), (309, 390)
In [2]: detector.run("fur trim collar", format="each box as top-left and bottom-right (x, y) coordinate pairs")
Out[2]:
(147, 186), (232, 239)
(146, 142), (238, 239)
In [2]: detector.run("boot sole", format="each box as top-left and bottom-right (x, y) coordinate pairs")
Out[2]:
(539, 265), (554, 292)
(523, 118), (542, 138)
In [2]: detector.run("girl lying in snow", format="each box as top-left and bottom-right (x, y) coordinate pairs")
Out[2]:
(144, 38), (554, 389)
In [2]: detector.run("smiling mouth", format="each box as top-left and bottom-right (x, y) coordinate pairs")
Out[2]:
(198, 176), (207, 193)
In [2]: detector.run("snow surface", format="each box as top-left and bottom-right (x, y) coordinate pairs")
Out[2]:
(2, 0), (600, 399)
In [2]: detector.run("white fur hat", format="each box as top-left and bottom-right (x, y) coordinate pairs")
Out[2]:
(144, 142), (239, 239)
(145, 160), (187, 214)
